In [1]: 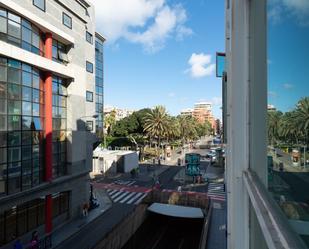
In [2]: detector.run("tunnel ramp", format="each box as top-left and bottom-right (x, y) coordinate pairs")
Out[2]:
(148, 203), (204, 218)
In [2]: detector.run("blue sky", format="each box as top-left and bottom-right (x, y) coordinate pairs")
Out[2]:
(268, 0), (309, 112)
(92, 0), (225, 118)
(92, 0), (309, 117)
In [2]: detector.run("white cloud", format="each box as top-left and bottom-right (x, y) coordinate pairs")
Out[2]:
(186, 53), (216, 78)
(91, 0), (192, 52)
(269, 0), (309, 25)
(283, 83), (294, 89)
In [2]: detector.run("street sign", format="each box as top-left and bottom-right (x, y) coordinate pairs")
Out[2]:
(185, 153), (201, 176)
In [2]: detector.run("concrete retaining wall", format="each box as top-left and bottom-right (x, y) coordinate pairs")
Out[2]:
(93, 204), (148, 249)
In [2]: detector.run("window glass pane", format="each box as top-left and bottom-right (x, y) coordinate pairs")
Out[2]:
(22, 174), (31, 190)
(22, 64), (31, 73)
(0, 99), (6, 114)
(0, 164), (6, 194)
(33, 75), (39, 89)
(8, 132), (21, 146)
(22, 116), (31, 130)
(7, 68), (21, 84)
(8, 100), (21, 115)
(8, 147), (20, 162)
(8, 13), (20, 23)
(32, 117), (42, 130)
(32, 89), (39, 103)
(32, 103), (39, 116)
(27, 202), (38, 230)
(22, 146), (31, 160)
(5, 208), (17, 242)
(32, 145), (39, 159)
(22, 86), (31, 101)
(0, 148), (6, 164)
(22, 26), (31, 43)
(7, 115), (20, 130)
(21, 19), (31, 29)
(33, 0), (45, 11)
(62, 13), (72, 29)
(86, 61), (93, 73)
(22, 101), (31, 115)
(32, 31), (39, 49)
(32, 131), (40, 144)
(0, 132), (7, 147)
(22, 71), (31, 87)
(0, 16), (7, 34)
(22, 131), (32, 145)
(8, 20), (21, 38)
(0, 66), (7, 83)
(8, 60), (20, 69)
(8, 83), (21, 100)
(0, 82), (6, 100)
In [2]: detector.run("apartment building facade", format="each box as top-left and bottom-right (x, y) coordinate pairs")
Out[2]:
(0, 0), (100, 247)
(193, 102), (215, 128)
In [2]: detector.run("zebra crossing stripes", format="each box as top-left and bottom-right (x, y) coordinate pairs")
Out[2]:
(113, 180), (136, 186)
(107, 189), (148, 205)
(208, 183), (226, 201)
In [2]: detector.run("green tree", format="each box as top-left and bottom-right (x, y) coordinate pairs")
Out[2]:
(104, 109), (116, 135)
(267, 110), (282, 146)
(143, 106), (169, 153)
(295, 97), (309, 145)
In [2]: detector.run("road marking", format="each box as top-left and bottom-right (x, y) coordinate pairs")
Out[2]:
(110, 190), (125, 199)
(113, 191), (131, 202)
(119, 192), (137, 203)
(127, 192), (143, 204)
(134, 193), (147, 204)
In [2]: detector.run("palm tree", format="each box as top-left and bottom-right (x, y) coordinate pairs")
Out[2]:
(295, 97), (309, 145)
(143, 106), (169, 154)
(164, 117), (180, 142)
(178, 116), (198, 145)
(267, 111), (282, 146)
(278, 111), (302, 145)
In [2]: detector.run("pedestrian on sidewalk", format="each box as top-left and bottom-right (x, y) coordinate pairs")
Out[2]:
(30, 231), (38, 249)
(82, 202), (89, 217)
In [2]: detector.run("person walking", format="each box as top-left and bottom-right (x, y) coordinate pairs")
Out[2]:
(82, 202), (89, 217)
(30, 231), (38, 249)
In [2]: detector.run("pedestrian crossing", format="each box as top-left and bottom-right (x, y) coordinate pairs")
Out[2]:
(106, 188), (148, 205)
(207, 183), (226, 201)
(113, 180), (136, 186)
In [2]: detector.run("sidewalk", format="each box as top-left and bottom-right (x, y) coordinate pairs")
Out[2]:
(51, 188), (112, 248)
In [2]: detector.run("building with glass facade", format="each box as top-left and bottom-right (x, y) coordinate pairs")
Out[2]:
(94, 33), (104, 136)
(0, 0), (100, 247)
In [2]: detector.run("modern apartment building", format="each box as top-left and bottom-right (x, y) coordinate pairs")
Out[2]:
(180, 108), (193, 117)
(0, 0), (101, 247)
(193, 102), (215, 128)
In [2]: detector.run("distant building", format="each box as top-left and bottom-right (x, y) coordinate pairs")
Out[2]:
(267, 104), (276, 111)
(180, 108), (194, 116)
(193, 102), (216, 128)
(104, 107), (135, 121)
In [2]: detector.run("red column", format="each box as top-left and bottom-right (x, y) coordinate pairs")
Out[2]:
(45, 33), (53, 234)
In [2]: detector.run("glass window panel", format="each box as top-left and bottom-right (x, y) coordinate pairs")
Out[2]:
(22, 160), (31, 175)
(32, 145), (39, 159)
(0, 16), (7, 34)
(8, 83), (21, 100)
(7, 115), (20, 130)
(32, 103), (39, 116)
(8, 147), (20, 162)
(22, 146), (31, 160)
(8, 13), (20, 23)
(22, 131), (31, 145)
(0, 164), (6, 194)
(22, 26), (31, 43)
(52, 95), (58, 106)
(8, 100), (21, 115)
(8, 60), (20, 69)
(0, 115), (6, 131)
(22, 71), (31, 87)
(22, 64), (31, 73)
(0, 148), (6, 164)
(32, 117), (42, 130)
(0, 66), (7, 82)
(8, 132), (21, 146)
(61, 119), (66, 130)
(0, 99), (6, 114)
(8, 20), (21, 38)
(86, 61), (93, 73)
(32, 167), (39, 186)
(21, 19), (31, 29)
(22, 86), (31, 101)
(0, 132), (6, 147)
(0, 82), (6, 99)
(22, 101), (31, 116)
(32, 75), (39, 89)
(22, 116), (31, 130)
(21, 174), (31, 190)
(32, 89), (39, 103)
(32, 132), (40, 144)
(33, 0), (45, 11)
(62, 13), (72, 29)
(0, 9), (7, 17)
(7, 68), (21, 84)
(52, 82), (58, 94)
(32, 31), (39, 49)
(52, 194), (60, 217)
